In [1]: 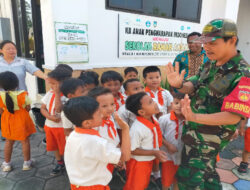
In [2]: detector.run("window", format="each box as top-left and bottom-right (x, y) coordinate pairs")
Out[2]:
(107, 0), (202, 22)
(11, 0), (35, 58)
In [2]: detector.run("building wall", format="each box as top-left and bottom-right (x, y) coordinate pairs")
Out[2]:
(237, 0), (250, 63)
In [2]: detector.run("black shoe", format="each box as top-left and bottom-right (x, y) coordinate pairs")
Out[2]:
(42, 138), (46, 145)
(238, 162), (248, 174)
(50, 164), (65, 176)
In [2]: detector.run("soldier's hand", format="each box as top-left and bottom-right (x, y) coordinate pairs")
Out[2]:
(154, 150), (167, 162)
(181, 94), (197, 122)
(166, 62), (186, 88)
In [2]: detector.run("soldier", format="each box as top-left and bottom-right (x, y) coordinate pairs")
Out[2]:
(166, 18), (250, 190)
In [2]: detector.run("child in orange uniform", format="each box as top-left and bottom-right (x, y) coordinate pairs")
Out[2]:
(88, 87), (120, 173)
(63, 96), (130, 189)
(101, 71), (125, 111)
(124, 92), (167, 190)
(40, 69), (70, 175)
(0, 71), (36, 172)
(159, 92), (185, 190)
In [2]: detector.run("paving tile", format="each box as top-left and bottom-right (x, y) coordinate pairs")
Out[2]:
(7, 167), (37, 181)
(13, 177), (45, 190)
(35, 164), (57, 179)
(233, 179), (250, 190)
(216, 168), (238, 184)
(44, 175), (70, 190)
(0, 178), (16, 190)
(30, 147), (46, 158)
(221, 182), (236, 190)
(220, 149), (237, 160)
(0, 141), (5, 150)
(232, 157), (250, 169)
(232, 168), (250, 181)
(34, 155), (54, 168)
(216, 158), (236, 170)
(231, 149), (243, 157)
(10, 156), (24, 169)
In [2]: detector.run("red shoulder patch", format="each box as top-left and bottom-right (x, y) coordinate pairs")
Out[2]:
(221, 77), (250, 117)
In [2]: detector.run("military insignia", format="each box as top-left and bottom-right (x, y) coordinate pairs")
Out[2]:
(203, 25), (213, 33)
(238, 91), (250, 102)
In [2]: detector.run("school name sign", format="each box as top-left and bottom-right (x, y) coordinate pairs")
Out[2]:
(119, 14), (198, 58)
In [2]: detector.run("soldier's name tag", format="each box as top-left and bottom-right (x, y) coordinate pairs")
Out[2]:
(221, 77), (250, 117)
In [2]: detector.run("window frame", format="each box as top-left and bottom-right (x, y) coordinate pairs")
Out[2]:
(106, 0), (203, 23)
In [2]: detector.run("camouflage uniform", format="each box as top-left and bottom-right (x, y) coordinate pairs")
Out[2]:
(176, 52), (250, 190)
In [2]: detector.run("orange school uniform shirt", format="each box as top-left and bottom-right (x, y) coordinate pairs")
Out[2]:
(0, 91), (36, 140)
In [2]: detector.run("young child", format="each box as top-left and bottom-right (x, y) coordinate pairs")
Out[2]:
(63, 96), (130, 189)
(40, 69), (69, 175)
(143, 66), (173, 115)
(159, 92), (185, 190)
(60, 78), (85, 138)
(0, 71), (36, 172)
(88, 87), (120, 147)
(78, 71), (99, 95)
(118, 78), (144, 127)
(101, 71), (124, 111)
(120, 67), (139, 95)
(238, 118), (250, 174)
(143, 66), (173, 183)
(124, 92), (167, 190)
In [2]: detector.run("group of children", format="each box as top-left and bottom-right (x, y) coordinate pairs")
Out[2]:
(0, 64), (249, 190)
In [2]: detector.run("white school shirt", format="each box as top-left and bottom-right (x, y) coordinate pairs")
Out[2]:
(146, 89), (173, 115)
(130, 119), (160, 161)
(247, 118), (250, 128)
(159, 113), (184, 165)
(94, 117), (120, 146)
(41, 90), (68, 128)
(117, 104), (136, 127)
(64, 129), (121, 186)
(119, 86), (127, 98)
(61, 111), (74, 140)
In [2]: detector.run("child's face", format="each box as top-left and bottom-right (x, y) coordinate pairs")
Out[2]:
(171, 98), (182, 115)
(96, 93), (115, 119)
(144, 72), (161, 90)
(47, 77), (60, 91)
(69, 86), (85, 98)
(125, 71), (138, 80)
(125, 81), (144, 96)
(139, 95), (160, 116)
(84, 108), (103, 128)
(103, 80), (121, 97)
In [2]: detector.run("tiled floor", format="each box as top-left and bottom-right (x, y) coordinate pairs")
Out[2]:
(0, 130), (249, 190)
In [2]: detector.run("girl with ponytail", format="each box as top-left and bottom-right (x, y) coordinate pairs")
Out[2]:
(0, 71), (36, 172)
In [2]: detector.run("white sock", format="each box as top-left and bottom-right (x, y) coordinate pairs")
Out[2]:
(153, 171), (161, 179)
(24, 160), (31, 165)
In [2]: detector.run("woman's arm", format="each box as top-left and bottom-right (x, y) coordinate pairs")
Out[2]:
(33, 70), (47, 80)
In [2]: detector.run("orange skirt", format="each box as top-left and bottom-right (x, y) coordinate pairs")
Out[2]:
(71, 184), (110, 190)
(1, 109), (36, 141)
(123, 159), (153, 190)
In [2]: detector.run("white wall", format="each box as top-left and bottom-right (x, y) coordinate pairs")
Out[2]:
(237, 0), (250, 63)
(40, 0), (241, 70)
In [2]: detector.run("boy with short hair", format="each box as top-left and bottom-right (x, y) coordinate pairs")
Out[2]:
(63, 96), (130, 189)
(60, 78), (85, 138)
(40, 69), (70, 175)
(118, 78), (144, 127)
(78, 71), (99, 95)
(143, 66), (173, 115)
(88, 87), (120, 148)
(159, 92), (185, 190)
(123, 92), (167, 190)
(101, 71), (124, 111)
(120, 67), (139, 95)
(238, 118), (250, 174)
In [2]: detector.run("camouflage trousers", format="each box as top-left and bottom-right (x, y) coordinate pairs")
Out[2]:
(176, 125), (236, 190)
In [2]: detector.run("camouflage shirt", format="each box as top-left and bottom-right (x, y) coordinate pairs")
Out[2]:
(182, 51), (250, 152)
